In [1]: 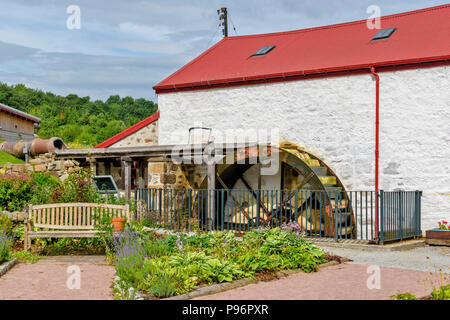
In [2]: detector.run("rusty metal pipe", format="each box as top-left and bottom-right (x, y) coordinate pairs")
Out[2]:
(0, 137), (68, 158)
(29, 138), (67, 156)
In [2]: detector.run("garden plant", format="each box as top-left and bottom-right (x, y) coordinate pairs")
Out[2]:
(106, 220), (327, 299)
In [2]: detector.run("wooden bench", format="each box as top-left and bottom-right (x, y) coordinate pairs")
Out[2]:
(24, 203), (131, 251)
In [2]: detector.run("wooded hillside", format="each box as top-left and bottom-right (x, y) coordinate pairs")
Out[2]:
(0, 83), (158, 147)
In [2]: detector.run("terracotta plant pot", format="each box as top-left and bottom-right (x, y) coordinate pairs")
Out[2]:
(111, 217), (126, 232)
(425, 229), (450, 246)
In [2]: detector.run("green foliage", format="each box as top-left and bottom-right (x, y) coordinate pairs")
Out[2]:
(0, 168), (124, 212)
(431, 284), (450, 300)
(11, 250), (40, 264)
(0, 232), (12, 262)
(391, 292), (419, 300)
(30, 172), (61, 205)
(37, 238), (105, 255)
(0, 83), (158, 147)
(142, 258), (196, 297)
(0, 215), (13, 235)
(111, 227), (326, 298)
(12, 225), (24, 241)
(0, 173), (33, 211)
(168, 251), (247, 284)
(50, 168), (100, 203)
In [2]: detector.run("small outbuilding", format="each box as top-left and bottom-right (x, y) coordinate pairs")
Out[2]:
(0, 102), (41, 141)
(79, 110), (160, 191)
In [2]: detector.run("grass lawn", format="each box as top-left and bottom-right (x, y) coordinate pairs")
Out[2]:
(0, 150), (24, 165)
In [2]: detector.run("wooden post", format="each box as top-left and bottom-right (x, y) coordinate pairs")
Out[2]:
(87, 158), (97, 175)
(206, 143), (215, 231)
(122, 157), (132, 200)
(105, 160), (111, 175)
(207, 162), (215, 231)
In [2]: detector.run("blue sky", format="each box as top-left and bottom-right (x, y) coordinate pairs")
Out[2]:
(0, 0), (447, 101)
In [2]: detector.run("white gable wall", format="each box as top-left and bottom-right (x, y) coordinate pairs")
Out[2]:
(157, 65), (450, 231)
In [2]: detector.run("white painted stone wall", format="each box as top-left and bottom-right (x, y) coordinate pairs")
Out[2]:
(157, 66), (450, 231)
(110, 121), (158, 148)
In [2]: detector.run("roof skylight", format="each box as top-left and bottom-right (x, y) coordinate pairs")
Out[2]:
(252, 45), (275, 56)
(372, 28), (396, 40)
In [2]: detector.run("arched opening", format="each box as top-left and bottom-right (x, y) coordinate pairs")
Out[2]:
(194, 143), (356, 238)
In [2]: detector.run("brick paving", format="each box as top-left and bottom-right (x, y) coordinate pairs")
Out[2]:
(0, 256), (115, 300)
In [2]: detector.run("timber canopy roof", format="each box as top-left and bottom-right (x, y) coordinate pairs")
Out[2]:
(154, 4), (450, 94)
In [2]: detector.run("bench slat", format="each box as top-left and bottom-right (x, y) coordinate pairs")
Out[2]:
(28, 231), (99, 238)
(33, 224), (95, 230)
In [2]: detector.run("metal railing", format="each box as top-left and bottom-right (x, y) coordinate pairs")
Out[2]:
(135, 188), (422, 243)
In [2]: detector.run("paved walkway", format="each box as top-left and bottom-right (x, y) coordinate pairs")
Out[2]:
(196, 263), (448, 300)
(0, 256), (115, 300)
(315, 244), (450, 273)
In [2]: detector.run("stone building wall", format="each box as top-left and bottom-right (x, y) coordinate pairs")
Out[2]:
(157, 65), (450, 231)
(147, 160), (191, 189)
(110, 121), (158, 148)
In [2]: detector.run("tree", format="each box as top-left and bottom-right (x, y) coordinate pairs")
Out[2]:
(0, 82), (158, 147)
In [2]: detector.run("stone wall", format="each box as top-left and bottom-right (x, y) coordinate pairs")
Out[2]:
(110, 121), (158, 148)
(0, 152), (78, 181)
(148, 160), (191, 189)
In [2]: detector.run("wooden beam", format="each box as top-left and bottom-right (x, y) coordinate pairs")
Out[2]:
(53, 142), (260, 159)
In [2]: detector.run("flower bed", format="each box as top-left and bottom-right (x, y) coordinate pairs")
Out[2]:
(426, 220), (450, 246)
(109, 223), (328, 299)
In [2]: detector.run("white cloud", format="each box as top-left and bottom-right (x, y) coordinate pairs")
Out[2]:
(0, 0), (447, 101)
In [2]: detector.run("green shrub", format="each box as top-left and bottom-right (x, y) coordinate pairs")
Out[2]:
(0, 173), (33, 211)
(111, 227), (327, 299)
(142, 258), (196, 296)
(30, 172), (61, 205)
(12, 225), (24, 241)
(0, 232), (12, 262)
(391, 292), (418, 300)
(169, 251), (247, 284)
(50, 168), (100, 203)
(431, 284), (450, 300)
(12, 250), (40, 263)
(0, 215), (13, 235)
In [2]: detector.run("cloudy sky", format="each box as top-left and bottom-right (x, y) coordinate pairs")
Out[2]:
(0, 0), (447, 102)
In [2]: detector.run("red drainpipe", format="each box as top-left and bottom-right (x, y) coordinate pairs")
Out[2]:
(370, 66), (380, 238)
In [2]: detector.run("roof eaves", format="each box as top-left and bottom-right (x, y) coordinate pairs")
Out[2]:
(0, 102), (41, 123)
(154, 56), (450, 94)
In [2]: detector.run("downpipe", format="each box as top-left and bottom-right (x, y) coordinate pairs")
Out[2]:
(370, 66), (380, 239)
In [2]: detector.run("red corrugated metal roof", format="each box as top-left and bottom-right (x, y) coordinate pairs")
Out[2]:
(94, 110), (159, 148)
(154, 4), (450, 93)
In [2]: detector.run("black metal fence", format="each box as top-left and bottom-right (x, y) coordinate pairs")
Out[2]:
(134, 188), (422, 243)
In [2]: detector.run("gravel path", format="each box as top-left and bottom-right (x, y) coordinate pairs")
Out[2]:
(196, 263), (447, 300)
(316, 245), (450, 273)
(0, 256), (115, 300)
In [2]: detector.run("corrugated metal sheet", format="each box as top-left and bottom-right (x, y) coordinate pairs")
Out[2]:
(154, 4), (450, 93)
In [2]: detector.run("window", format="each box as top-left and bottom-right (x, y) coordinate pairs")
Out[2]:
(372, 28), (396, 41)
(252, 45), (275, 56)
